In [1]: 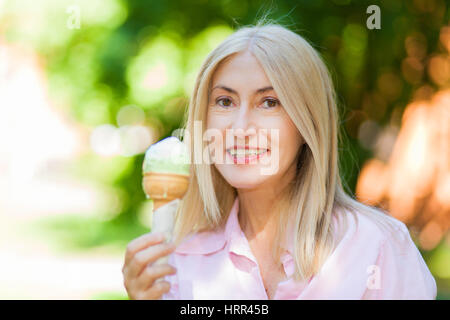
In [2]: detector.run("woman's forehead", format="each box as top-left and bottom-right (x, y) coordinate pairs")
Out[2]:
(212, 52), (269, 80)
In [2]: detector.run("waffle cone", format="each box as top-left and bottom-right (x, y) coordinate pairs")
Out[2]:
(143, 172), (189, 211)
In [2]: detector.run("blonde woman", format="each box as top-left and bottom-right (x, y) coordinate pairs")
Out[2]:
(122, 22), (437, 300)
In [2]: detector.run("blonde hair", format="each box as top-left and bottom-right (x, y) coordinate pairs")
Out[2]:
(173, 19), (400, 281)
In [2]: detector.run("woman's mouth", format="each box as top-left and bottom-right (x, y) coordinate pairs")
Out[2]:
(226, 147), (270, 164)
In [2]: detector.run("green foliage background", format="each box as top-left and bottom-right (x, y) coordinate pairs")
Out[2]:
(2, 0), (449, 299)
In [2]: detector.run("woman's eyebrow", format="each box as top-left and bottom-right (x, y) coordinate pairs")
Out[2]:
(211, 85), (274, 95)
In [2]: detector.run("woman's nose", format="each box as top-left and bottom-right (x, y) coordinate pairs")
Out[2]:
(231, 102), (253, 133)
(231, 102), (255, 139)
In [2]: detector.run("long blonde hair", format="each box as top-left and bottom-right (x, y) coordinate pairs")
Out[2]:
(173, 20), (399, 281)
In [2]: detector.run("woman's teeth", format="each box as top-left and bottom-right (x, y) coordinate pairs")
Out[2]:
(228, 149), (268, 156)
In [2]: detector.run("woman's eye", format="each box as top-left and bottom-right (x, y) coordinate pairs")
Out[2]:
(214, 97), (279, 109)
(262, 98), (280, 109)
(216, 97), (233, 108)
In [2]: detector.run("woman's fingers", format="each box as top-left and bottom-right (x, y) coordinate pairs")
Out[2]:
(122, 232), (178, 300)
(135, 281), (171, 300)
(137, 263), (177, 291)
(124, 232), (165, 266)
(127, 242), (176, 278)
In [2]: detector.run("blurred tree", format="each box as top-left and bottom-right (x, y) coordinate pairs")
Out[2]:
(1, 0), (448, 242)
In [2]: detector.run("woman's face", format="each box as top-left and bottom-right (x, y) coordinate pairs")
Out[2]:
(206, 51), (303, 189)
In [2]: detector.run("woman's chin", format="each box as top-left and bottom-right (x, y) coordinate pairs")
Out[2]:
(214, 161), (276, 189)
(220, 171), (270, 189)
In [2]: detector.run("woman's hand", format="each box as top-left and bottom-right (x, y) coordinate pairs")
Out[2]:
(122, 232), (177, 300)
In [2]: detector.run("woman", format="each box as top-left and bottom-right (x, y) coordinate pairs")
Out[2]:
(122, 22), (437, 300)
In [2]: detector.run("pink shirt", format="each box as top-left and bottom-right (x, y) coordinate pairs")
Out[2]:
(162, 197), (437, 299)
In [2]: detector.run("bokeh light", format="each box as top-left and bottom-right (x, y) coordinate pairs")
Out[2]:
(357, 89), (450, 250)
(90, 123), (155, 157)
(116, 105), (146, 127)
(126, 34), (183, 108)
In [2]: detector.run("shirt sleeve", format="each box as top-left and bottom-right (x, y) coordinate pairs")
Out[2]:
(161, 252), (180, 300)
(363, 223), (437, 300)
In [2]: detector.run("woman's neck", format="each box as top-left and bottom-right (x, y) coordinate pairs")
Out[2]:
(237, 187), (279, 241)
(236, 161), (297, 242)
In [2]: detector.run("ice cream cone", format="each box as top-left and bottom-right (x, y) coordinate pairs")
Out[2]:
(142, 136), (190, 242)
(143, 172), (189, 211)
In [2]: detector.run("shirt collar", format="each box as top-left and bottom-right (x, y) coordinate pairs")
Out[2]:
(225, 197), (296, 277)
(224, 196), (257, 260)
(176, 196), (294, 261)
